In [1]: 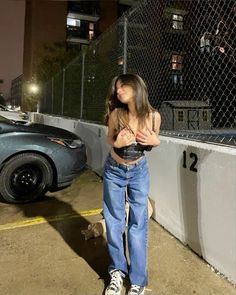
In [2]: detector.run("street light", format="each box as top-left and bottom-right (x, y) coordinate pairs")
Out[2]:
(26, 82), (40, 112)
(28, 83), (39, 95)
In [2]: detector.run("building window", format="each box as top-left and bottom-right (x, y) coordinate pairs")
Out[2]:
(172, 73), (183, 87)
(202, 110), (208, 121)
(177, 110), (184, 122)
(89, 22), (95, 40)
(172, 14), (183, 30)
(200, 34), (211, 53)
(171, 54), (183, 70)
(67, 17), (81, 27)
(89, 23), (94, 30)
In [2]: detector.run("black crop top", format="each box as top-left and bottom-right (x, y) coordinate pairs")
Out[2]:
(113, 142), (152, 160)
(113, 111), (155, 160)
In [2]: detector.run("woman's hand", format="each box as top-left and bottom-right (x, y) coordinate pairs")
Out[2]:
(114, 128), (136, 148)
(136, 129), (160, 146)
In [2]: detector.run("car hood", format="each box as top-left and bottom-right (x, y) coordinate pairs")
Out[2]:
(0, 122), (78, 139)
(24, 123), (79, 139)
(0, 110), (28, 122)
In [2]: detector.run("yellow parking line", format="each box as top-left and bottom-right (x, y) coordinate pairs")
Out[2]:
(0, 208), (102, 231)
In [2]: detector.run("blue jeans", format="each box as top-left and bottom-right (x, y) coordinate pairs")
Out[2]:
(103, 153), (150, 286)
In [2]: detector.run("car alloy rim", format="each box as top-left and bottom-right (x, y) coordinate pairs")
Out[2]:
(10, 165), (43, 196)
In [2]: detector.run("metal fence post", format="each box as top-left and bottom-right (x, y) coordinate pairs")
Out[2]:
(61, 68), (65, 115)
(123, 16), (128, 74)
(80, 51), (85, 119)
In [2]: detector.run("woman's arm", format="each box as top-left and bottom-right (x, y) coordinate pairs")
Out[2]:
(107, 110), (117, 146)
(153, 111), (161, 146)
(154, 111), (161, 134)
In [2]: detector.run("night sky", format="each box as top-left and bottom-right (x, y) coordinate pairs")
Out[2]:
(0, 0), (25, 100)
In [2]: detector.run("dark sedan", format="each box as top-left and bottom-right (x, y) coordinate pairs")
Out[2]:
(0, 116), (87, 203)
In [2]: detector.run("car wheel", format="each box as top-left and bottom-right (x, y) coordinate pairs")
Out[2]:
(0, 153), (53, 203)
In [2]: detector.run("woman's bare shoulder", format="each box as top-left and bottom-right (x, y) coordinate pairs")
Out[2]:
(110, 108), (118, 118)
(154, 110), (161, 120)
(108, 108), (118, 125)
(149, 109), (161, 132)
(149, 109), (161, 119)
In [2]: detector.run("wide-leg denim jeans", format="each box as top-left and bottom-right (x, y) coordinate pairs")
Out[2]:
(103, 153), (150, 286)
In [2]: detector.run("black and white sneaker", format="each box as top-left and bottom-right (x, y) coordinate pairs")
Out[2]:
(128, 285), (145, 295)
(105, 270), (124, 295)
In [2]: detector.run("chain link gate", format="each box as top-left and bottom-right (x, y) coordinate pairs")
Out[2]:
(40, 0), (235, 147)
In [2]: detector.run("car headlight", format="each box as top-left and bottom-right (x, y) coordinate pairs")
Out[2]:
(48, 137), (83, 148)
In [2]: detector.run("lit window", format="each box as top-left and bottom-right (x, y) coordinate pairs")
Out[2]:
(89, 22), (95, 40)
(200, 35), (211, 53)
(177, 111), (184, 122)
(67, 17), (80, 27)
(89, 31), (94, 40)
(172, 73), (183, 86)
(171, 54), (183, 70)
(172, 14), (183, 30)
(172, 74), (178, 84)
(89, 23), (94, 30)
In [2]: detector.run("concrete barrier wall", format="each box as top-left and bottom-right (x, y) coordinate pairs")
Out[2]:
(30, 113), (236, 284)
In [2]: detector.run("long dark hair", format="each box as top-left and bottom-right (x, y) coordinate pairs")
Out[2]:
(104, 73), (154, 130)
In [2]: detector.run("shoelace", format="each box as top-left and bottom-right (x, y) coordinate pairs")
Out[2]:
(130, 285), (142, 294)
(108, 272), (122, 291)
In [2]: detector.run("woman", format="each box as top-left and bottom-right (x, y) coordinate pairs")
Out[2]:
(103, 73), (161, 295)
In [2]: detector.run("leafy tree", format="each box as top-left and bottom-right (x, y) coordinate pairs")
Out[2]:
(34, 42), (80, 83)
(22, 42), (80, 111)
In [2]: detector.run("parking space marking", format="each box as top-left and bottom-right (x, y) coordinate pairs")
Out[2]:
(0, 208), (102, 231)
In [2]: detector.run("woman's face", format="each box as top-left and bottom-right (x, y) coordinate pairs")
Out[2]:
(116, 80), (135, 104)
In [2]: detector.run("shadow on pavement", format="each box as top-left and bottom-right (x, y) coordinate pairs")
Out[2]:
(17, 195), (111, 289)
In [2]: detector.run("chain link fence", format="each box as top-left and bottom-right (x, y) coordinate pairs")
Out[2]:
(39, 0), (236, 147)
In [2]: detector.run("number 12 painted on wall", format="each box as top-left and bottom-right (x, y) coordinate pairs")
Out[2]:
(183, 151), (198, 172)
